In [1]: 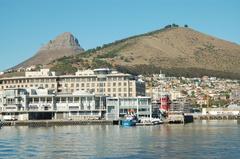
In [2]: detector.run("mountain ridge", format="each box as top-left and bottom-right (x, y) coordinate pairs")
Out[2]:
(49, 25), (240, 78)
(5, 25), (240, 79)
(11, 32), (84, 69)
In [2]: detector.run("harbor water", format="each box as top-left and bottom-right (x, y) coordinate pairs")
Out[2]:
(0, 120), (240, 159)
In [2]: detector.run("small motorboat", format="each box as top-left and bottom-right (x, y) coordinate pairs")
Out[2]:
(120, 115), (138, 127)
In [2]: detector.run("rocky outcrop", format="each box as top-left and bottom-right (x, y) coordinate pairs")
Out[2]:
(12, 32), (84, 69)
(40, 32), (83, 51)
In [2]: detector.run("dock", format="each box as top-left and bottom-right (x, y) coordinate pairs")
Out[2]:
(1, 120), (113, 127)
(166, 112), (194, 124)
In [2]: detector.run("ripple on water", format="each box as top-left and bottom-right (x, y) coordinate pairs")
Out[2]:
(0, 122), (240, 158)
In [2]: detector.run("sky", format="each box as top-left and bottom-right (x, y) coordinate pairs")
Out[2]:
(0, 0), (239, 71)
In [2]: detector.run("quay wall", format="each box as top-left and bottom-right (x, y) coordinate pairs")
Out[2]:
(2, 120), (113, 127)
(194, 115), (240, 120)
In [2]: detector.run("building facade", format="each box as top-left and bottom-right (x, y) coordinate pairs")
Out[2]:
(0, 88), (106, 121)
(106, 96), (152, 120)
(0, 68), (145, 97)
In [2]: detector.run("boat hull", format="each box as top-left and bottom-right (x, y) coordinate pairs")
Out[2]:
(121, 120), (137, 126)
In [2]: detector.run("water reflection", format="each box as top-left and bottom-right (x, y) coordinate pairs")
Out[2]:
(0, 121), (240, 158)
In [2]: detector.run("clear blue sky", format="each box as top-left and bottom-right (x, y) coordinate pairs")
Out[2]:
(0, 0), (239, 71)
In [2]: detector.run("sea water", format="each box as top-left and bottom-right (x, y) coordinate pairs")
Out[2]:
(0, 120), (240, 159)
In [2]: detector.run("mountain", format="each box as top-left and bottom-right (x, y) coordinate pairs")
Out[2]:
(50, 25), (240, 79)
(12, 32), (84, 69)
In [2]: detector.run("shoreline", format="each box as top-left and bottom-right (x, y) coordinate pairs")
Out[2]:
(1, 120), (114, 127)
(2, 118), (240, 127)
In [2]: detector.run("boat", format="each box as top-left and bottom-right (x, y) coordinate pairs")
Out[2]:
(139, 117), (163, 125)
(120, 115), (138, 127)
(151, 118), (164, 125)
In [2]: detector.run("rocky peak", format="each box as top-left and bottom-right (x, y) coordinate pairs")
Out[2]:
(40, 32), (83, 51)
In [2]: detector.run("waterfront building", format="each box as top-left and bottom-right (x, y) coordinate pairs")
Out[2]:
(170, 98), (192, 113)
(0, 88), (106, 121)
(0, 68), (145, 97)
(106, 96), (152, 120)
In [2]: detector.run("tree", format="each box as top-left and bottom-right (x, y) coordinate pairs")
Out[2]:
(172, 23), (179, 27)
(184, 24), (188, 28)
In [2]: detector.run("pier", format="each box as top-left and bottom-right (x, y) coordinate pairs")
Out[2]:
(166, 112), (194, 124)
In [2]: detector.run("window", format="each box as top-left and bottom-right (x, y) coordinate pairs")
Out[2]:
(74, 97), (79, 103)
(61, 97), (66, 103)
(47, 98), (52, 103)
(107, 106), (115, 113)
(91, 83), (95, 87)
(118, 88), (121, 92)
(56, 97), (60, 103)
(68, 97), (73, 103)
(118, 82), (121, 86)
(76, 83), (79, 87)
(113, 88), (116, 92)
(113, 82), (116, 86)
(118, 77), (123, 81)
(34, 98), (39, 103)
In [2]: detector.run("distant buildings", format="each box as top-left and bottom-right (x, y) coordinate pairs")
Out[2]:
(1, 68), (239, 121)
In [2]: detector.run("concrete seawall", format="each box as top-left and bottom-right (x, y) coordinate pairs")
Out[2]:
(2, 120), (113, 127)
(194, 115), (240, 120)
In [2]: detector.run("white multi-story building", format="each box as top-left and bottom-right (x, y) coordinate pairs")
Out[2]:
(0, 68), (145, 97)
(0, 88), (106, 121)
(106, 96), (152, 120)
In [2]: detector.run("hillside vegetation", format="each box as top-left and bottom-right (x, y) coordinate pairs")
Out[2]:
(49, 25), (240, 79)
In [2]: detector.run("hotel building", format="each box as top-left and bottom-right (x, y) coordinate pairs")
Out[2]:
(0, 68), (145, 97)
